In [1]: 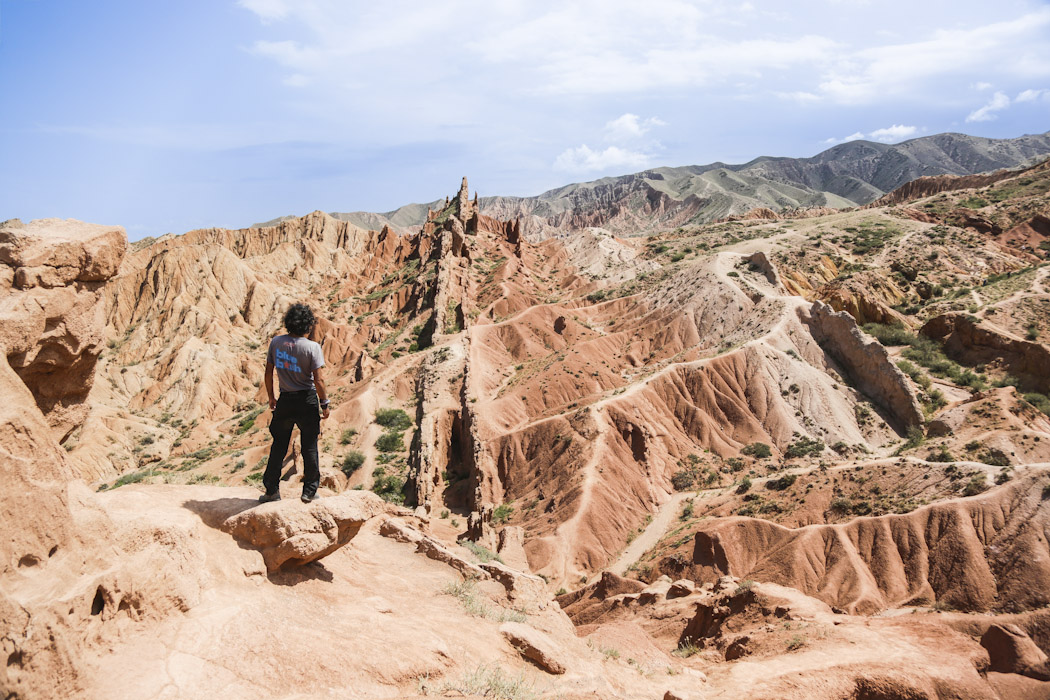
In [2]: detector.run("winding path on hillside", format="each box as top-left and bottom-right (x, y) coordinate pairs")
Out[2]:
(604, 455), (1044, 578)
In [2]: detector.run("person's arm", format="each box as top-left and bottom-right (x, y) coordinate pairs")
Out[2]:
(265, 360), (276, 410)
(313, 366), (330, 420)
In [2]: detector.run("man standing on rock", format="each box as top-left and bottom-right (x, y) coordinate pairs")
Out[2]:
(260, 303), (330, 503)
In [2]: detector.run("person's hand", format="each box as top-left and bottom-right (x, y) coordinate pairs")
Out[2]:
(322, 407), (331, 420)
(268, 397), (277, 410)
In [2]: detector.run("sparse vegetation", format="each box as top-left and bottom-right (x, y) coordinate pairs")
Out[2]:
(926, 446), (955, 463)
(371, 466), (405, 503)
(375, 431), (404, 453)
(339, 428), (357, 445)
(742, 442), (772, 459)
(1023, 392), (1050, 417)
(491, 503), (514, 525)
(962, 474), (988, 497)
(375, 408), (412, 431)
(765, 473), (798, 491)
(462, 541), (503, 564)
(341, 450), (365, 475)
(672, 641), (701, 658)
(785, 434), (824, 459)
(437, 664), (537, 700)
(671, 469), (695, 491)
(440, 579), (526, 625)
(234, 406), (265, 434)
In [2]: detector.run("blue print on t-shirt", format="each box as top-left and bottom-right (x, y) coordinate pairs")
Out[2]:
(275, 347), (302, 374)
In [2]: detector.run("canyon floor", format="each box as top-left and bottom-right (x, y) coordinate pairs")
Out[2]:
(3, 164), (1050, 699)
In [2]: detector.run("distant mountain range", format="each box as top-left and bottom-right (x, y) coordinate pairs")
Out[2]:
(254, 130), (1050, 236)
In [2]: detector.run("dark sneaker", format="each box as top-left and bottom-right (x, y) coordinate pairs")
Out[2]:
(259, 491), (281, 503)
(301, 493), (318, 504)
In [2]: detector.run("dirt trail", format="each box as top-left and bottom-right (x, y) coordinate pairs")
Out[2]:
(604, 454), (1022, 577)
(608, 490), (697, 576)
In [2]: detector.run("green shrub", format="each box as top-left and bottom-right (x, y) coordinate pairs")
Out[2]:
(341, 450), (365, 475)
(671, 470), (695, 491)
(736, 476), (752, 494)
(374, 408), (412, 431)
(962, 474), (988, 497)
(371, 467), (405, 503)
(375, 431), (404, 453)
(339, 428), (357, 445)
(927, 446), (955, 463)
(978, 448), (1010, 467)
(896, 360), (931, 390)
(862, 323), (917, 346)
(742, 442), (772, 458)
(235, 406), (265, 434)
(785, 435), (824, 459)
(902, 426), (925, 450)
(462, 540), (503, 563)
(766, 473), (797, 491)
(492, 503), (514, 524)
(1023, 393), (1050, 416)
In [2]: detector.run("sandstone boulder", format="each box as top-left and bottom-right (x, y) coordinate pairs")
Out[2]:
(499, 621), (567, 674)
(222, 491), (386, 571)
(319, 466), (348, 492)
(497, 526), (531, 571)
(981, 623), (1050, 680)
(668, 579), (696, 599)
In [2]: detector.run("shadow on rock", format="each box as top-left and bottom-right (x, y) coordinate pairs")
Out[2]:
(182, 498), (260, 529)
(267, 561), (335, 586)
(182, 491), (389, 575)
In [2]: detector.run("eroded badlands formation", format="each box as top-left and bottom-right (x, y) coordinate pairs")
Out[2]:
(3, 162), (1050, 699)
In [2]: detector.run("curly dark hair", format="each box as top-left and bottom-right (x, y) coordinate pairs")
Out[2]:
(284, 303), (316, 336)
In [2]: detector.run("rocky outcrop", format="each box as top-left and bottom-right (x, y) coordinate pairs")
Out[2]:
(870, 170), (1016, 207)
(0, 218), (126, 438)
(980, 623), (1050, 680)
(682, 477), (1050, 615)
(0, 218), (125, 573)
(221, 491), (386, 571)
(921, 313), (1050, 394)
(500, 621), (567, 674)
(801, 301), (924, 431)
(814, 272), (908, 326)
(0, 219), (140, 700)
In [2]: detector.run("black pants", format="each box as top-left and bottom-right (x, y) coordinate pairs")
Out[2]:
(263, 390), (320, 497)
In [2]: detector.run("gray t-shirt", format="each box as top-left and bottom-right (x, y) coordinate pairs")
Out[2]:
(267, 334), (325, 392)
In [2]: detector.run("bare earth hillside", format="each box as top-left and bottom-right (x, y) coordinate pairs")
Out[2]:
(3, 159), (1050, 699)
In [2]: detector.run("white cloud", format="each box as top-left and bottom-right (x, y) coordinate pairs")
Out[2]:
(966, 91), (1011, 122)
(604, 114), (666, 142)
(824, 124), (920, 145)
(1016, 88), (1049, 102)
(868, 124), (918, 143)
(553, 145), (651, 173)
(813, 9), (1050, 104)
(823, 132), (865, 145)
(237, 0), (290, 22)
(973, 81), (993, 91)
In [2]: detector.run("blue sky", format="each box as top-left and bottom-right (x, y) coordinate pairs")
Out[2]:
(1, 0), (1048, 239)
